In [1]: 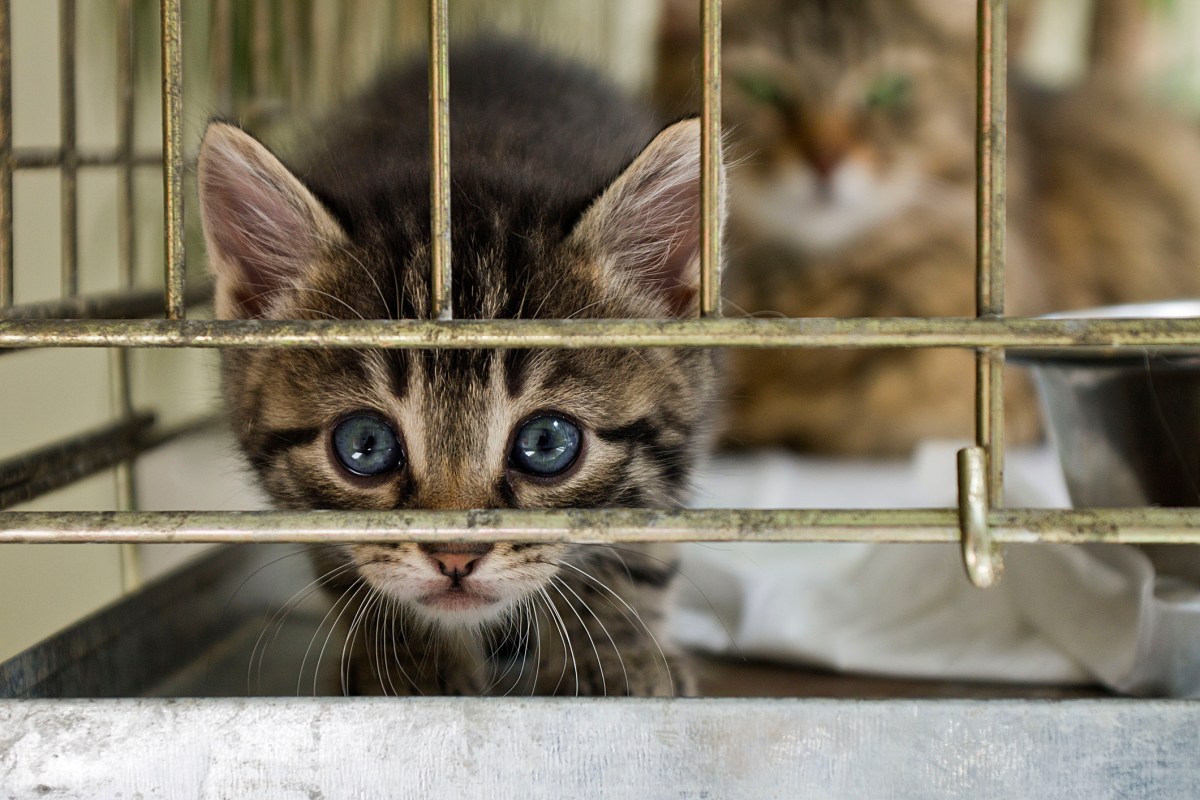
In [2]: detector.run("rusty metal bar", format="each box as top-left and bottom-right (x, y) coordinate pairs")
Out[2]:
(8, 148), (162, 169)
(211, 0), (233, 114)
(428, 0), (452, 320)
(116, 0), (141, 592)
(958, 445), (1002, 587)
(252, 0), (272, 104)
(4, 316), (1200, 350)
(0, 281), (210, 321)
(2, 507), (1200, 545)
(699, 0), (722, 317)
(976, 0), (1007, 503)
(161, 0), (185, 320)
(117, 0), (136, 290)
(0, 0), (12, 307)
(0, 415), (216, 511)
(0, 414), (154, 510)
(59, 0), (78, 298)
(282, 0), (303, 110)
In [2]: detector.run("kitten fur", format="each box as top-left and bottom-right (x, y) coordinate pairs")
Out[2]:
(656, 0), (1200, 456)
(199, 40), (721, 696)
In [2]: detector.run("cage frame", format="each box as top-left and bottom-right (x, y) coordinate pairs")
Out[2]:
(0, 0), (1198, 580)
(2, 0), (1200, 794)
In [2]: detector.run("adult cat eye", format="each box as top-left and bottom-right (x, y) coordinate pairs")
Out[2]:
(865, 73), (913, 110)
(734, 73), (786, 107)
(509, 415), (581, 477)
(332, 415), (404, 476)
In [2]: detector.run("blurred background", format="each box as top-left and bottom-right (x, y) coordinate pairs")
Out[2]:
(1, 0), (1198, 664)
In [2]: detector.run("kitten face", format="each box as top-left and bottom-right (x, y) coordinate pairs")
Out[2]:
(199, 118), (718, 628)
(714, 0), (978, 254)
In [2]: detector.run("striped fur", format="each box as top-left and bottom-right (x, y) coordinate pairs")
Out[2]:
(657, 0), (1200, 456)
(200, 41), (721, 696)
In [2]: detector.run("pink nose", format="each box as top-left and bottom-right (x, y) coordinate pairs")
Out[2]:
(427, 548), (491, 578)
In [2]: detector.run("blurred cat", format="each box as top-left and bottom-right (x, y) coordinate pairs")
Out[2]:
(657, 0), (1200, 456)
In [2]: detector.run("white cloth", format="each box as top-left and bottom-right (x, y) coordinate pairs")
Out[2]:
(674, 442), (1200, 696)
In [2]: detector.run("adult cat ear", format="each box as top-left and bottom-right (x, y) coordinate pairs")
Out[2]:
(569, 118), (720, 317)
(198, 122), (348, 319)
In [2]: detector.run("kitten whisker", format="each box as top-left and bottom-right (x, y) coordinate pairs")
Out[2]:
(547, 577), (606, 697)
(555, 559), (674, 697)
(301, 578), (365, 696)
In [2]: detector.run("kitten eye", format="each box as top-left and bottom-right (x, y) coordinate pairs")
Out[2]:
(332, 415), (403, 476)
(509, 415), (581, 477)
(735, 73), (786, 107)
(865, 73), (913, 110)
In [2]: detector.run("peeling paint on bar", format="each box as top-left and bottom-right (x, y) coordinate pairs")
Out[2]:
(1, 508), (1199, 545)
(3, 317), (1200, 349)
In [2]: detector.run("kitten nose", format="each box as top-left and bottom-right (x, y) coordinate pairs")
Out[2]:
(422, 544), (493, 578)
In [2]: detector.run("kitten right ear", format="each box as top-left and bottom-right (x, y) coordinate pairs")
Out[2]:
(198, 122), (347, 319)
(569, 118), (720, 317)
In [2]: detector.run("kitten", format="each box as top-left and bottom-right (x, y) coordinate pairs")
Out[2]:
(656, 0), (1200, 456)
(198, 40), (720, 696)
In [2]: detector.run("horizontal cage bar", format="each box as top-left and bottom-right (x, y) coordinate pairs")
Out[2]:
(2, 317), (1200, 349)
(2, 508), (1200, 545)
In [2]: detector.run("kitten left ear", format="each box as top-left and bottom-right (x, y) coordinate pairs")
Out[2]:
(569, 118), (720, 317)
(198, 122), (348, 319)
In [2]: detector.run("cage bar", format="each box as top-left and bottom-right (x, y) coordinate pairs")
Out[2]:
(252, 0), (271, 104)
(0, 283), (210, 322)
(429, 0), (452, 320)
(211, 0), (233, 114)
(4, 315), (1200, 350)
(975, 0), (1007, 502)
(58, 0), (78, 299)
(4, 507), (1200, 546)
(114, 0), (140, 591)
(7, 148), (161, 169)
(699, 0), (722, 318)
(0, 414), (154, 510)
(0, 0), (10, 307)
(0, 415), (214, 511)
(160, 0), (185, 320)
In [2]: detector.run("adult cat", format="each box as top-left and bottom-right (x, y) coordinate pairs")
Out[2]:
(657, 0), (1200, 455)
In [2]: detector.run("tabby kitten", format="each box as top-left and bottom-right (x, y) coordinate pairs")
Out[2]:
(198, 40), (720, 696)
(657, 0), (1200, 456)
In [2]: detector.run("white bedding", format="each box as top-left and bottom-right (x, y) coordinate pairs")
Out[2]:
(677, 442), (1200, 696)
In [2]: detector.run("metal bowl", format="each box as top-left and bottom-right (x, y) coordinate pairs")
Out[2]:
(1013, 301), (1200, 508)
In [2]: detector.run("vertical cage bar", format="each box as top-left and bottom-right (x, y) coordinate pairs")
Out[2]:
(428, 0), (452, 320)
(117, 0), (136, 288)
(976, 0), (1006, 503)
(699, 0), (722, 318)
(114, 0), (140, 589)
(0, 0), (11, 307)
(282, 0), (303, 110)
(252, 0), (271, 111)
(59, 0), (78, 298)
(161, 0), (185, 320)
(211, 0), (233, 114)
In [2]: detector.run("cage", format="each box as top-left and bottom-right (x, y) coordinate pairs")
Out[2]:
(1, 0), (1199, 796)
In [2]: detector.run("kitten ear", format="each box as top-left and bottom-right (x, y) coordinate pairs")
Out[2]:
(198, 122), (347, 319)
(569, 118), (719, 317)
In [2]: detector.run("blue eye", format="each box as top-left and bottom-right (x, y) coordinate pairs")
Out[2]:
(510, 415), (581, 477)
(332, 415), (403, 476)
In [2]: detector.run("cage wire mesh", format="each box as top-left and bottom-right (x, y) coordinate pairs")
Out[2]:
(0, 0), (1199, 612)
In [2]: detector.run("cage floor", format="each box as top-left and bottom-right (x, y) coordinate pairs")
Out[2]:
(0, 543), (1107, 700)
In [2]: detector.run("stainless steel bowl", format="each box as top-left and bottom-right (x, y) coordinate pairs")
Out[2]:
(1013, 301), (1200, 508)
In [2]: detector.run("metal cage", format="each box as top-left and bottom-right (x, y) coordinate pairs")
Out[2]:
(1, 1), (1199, 796)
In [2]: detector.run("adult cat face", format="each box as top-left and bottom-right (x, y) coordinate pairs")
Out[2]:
(662, 0), (980, 254)
(197, 114), (718, 628)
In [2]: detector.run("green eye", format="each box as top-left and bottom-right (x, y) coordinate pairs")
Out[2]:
(735, 73), (785, 106)
(866, 73), (913, 109)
